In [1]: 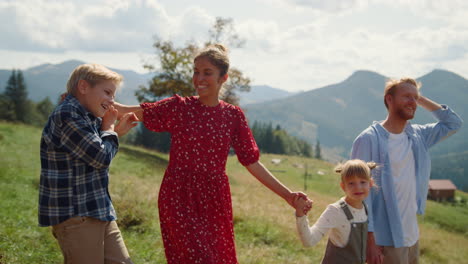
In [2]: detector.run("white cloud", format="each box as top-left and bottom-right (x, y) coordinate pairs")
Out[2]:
(0, 0), (467, 92)
(0, 0), (216, 52)
(259, 0), (370, 15)
(287, 0), (368, 12)
(237, 19), (282, 52)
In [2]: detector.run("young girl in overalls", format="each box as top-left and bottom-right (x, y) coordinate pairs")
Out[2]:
(294, 159), (377, 264)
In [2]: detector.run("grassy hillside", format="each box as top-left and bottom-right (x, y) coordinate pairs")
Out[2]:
(1, 122), (467, 263)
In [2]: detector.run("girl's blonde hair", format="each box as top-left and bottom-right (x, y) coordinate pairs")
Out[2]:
(335, 159), (377, 182)
(194, 44), (230, 76)
(66, 63), (123, 95)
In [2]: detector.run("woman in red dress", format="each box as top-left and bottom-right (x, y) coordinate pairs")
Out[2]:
(116, 44), (310, 263)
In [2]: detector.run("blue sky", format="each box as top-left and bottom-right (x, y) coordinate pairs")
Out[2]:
(1, 0), (467, 92)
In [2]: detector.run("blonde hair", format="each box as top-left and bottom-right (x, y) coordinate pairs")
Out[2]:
(66, 64), (123, 95)
(335, 159), (377, 182)
(384, 77), (421, 109)
(194, 44), (230, 76)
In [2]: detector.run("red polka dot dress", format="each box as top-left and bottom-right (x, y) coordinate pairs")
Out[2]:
(141, 95), (259, 264)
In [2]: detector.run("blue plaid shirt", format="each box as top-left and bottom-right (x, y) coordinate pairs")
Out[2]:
(38, 95), (119, 226)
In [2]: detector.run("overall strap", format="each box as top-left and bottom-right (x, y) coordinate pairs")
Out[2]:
(339, 201), (354, 221)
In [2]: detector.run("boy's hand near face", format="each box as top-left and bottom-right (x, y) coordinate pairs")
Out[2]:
(294, 196), (313, 217)
(101, 105), (118, 133)
(114, 112), (139, 137)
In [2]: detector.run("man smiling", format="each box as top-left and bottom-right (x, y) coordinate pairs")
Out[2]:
(351, 78), (463, 264)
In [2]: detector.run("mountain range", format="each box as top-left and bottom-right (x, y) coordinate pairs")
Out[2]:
(1, 60), (466, 190)
(0, 60), (151, 105)
(244, 69), (467, 157)
(0, 60), (289, 106)
(243, 69), (467, 190)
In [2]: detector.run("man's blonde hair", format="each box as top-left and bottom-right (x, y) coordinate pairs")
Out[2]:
(66, 64), (123, 95)
(384, 78), (421, 109)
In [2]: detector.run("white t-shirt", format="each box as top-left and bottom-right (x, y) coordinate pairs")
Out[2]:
(388, 132), (419, 247)
(296, 197), (367, 248)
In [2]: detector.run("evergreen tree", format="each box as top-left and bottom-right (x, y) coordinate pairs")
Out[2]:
(315, 140), (322, 160)
(299, 140), (313, 157)
(36, 97), (55, 125)
(263, 122), (274, 153)
(272, 130), (287, 154)
(0, 94), (16, 121)
(250, 120), (312, 157)
(135, 125), (171, 153)
(4, 70), (29, 123)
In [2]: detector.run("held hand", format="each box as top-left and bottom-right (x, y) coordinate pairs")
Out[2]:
(293, 196), (313, 217)
(366, 232), (384, 264)
(113, 101), (145, 121)
(288, 191), (308, 208)
(114, 112), (139, 137)
(101, 106), (118, 132)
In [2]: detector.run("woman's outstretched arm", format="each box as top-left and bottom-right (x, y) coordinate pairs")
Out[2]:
(246, 161), (310, 208)
(113, 102), (144, 121)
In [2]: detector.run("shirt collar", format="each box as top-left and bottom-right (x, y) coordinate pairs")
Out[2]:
(65, 94), (98, 122)
(372, 120), (414, 138)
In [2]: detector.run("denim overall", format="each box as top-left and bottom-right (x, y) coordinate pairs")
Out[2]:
(322, 201), (368, 264)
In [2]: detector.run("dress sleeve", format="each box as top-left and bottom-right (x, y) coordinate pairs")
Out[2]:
(140, 95), (183, 133)
(231, 106), (260, 166)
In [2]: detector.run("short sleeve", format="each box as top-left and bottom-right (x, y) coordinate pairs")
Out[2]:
(140, 95), (183, 133)
(231, 106), (260, 166)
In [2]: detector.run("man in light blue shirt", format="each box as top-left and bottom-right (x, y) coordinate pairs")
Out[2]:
(351, 78), (462, 264)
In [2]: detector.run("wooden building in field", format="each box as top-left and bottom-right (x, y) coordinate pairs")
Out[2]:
(428, 179), (457, 201)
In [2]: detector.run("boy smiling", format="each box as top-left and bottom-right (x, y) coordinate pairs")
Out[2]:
(38, 64), (137, 264)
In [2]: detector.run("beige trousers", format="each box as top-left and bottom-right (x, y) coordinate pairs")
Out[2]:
(382, 241), (419, 264)
(52, 216), (133, 264)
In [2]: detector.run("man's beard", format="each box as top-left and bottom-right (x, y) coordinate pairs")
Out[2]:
(395, 106), (416, 120)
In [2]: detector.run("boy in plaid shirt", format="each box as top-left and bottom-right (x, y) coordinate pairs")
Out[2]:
(39, 64), (138, 264)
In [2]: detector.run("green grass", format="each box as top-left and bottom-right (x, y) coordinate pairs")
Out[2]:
(420, 199), (468, 236)
(1, 121), (468, 263)
(0, 122), (62, 263)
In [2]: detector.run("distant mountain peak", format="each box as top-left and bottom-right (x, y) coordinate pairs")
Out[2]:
(337, 70), (387, 87)
(419, 68), (468, 82)
(26, 60), (86, 74)
(57, 59), (86, 67)
(352, 69), (381, 76)
(348, 70), (385, 80)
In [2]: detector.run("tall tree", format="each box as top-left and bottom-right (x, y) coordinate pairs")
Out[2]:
(4, 70), (29, 123)
(136, 41), (197, 102)
(250, 120), (312, 157)
(263, 122), (274, 153)
(36, 97), (55, 125)
(135, 17), (251, 153)
(0, 94), (15, 121)
(137, 17), (251, 106)
(206, 17), (250, 105)
(315, 140), (322, 160)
